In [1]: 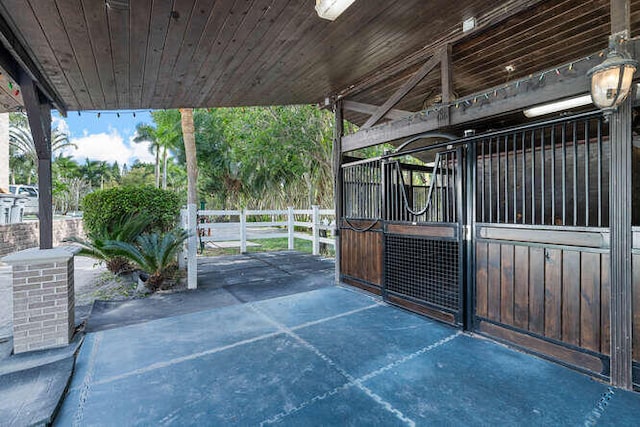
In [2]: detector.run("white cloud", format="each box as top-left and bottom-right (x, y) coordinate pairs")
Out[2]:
(52, 116), (70, 135)
(62, 130), (156, 166)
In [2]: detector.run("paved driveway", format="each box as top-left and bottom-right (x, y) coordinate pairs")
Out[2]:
(54, 286), (640, 426)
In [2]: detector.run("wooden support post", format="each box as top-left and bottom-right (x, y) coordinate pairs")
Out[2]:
(609, 89), (634, 390)
(440, 44), (453, 127)
(608, 0), (634, 391)
(333, 100), (344, 284)
(19, 71), (52, 249)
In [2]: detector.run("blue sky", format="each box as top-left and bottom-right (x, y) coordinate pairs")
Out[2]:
(53, 110), (157, 167)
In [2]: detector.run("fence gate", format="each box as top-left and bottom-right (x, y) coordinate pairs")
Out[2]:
(382, 146), (466, 325)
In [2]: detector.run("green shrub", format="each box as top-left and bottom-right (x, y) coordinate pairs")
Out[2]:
(82, 186), (181, 236)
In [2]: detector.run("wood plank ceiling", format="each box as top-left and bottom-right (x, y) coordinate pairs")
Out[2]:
(0, 0), (638, 126)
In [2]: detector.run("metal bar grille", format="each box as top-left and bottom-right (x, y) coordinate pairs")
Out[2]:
(475, 115), (609, 227)
(342, 159), (382, 220)
(385, 234), (460, 311)
(386, 149), (459, 223)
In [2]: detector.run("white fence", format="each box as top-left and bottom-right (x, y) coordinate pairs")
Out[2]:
(196, 206), (335, 255)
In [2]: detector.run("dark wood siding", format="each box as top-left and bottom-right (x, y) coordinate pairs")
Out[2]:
(476, 237), (610, 357)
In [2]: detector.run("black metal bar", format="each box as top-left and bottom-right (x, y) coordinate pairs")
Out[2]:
(522, 132), (526, 224)
(481, 141), (485, 222)
(573, 121), (578, 226)
(531, 129), (536, 225)
(465, 142), (476, 330)
(585, 119), (590, 227)
(504, 135), (509, 223)
(597, 117), (603, 227)
(513, 132), (517, 224)
(541, 127), (546, 225)
(489, 138), (493, 223)
(551, 125), (556, 225)
(382, 111), (602, 160)
(445, 152), (450, 222)
(562, 122), (567, 225)
(497, 137), (501, 223)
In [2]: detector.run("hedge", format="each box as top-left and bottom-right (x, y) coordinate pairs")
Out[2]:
(82, 186), (181, 235)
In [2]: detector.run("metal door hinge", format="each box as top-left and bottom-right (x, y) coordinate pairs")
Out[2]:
(462, 225), (472, 241)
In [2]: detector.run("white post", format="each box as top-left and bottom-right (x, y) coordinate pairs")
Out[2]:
(0, 114), (8, 191)
(178, 208), (188, 269)
(187, 203), (197, 289)
(312, 205), (319, 255)
(240, 209), (247, 254)
(287, 206), (295, 250)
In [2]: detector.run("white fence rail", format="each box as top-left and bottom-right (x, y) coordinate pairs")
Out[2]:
(196, 206), (336, 255)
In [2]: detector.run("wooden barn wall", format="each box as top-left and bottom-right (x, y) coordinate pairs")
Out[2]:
(340, 221), (383, 293)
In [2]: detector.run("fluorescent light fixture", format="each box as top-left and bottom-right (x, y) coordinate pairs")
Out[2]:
(315, 0), (356, 21)
(523, 94), (593, 118)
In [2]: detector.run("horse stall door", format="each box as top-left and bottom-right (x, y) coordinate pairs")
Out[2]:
(382, 147), (465, 326)
(473, 113), (612, 379)
(339, 159), (384, 294)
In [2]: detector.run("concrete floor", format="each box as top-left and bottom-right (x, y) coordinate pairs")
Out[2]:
(55, 283), (640, 426)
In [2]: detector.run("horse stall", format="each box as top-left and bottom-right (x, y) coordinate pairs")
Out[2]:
(338, 107), (640, 389)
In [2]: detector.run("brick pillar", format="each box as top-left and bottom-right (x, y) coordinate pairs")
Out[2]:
(2, 248), (75, 354)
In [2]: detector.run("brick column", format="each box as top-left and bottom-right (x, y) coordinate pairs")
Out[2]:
(2, 248), (75, 354)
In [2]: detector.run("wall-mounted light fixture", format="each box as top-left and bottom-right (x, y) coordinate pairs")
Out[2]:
(588, 36), (637, 112)
(315, 0), (356, 21)
(523, 94), (593, 118)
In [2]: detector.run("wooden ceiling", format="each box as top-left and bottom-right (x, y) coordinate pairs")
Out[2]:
(0, 0), (638, 124)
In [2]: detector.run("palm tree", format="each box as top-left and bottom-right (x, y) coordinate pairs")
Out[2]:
(133, 123), (160, 188)
(9, 124), (76, 163)
(180, 108), (198, 290)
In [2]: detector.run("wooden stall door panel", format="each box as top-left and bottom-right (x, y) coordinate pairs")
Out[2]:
(561, 250), (581, 347)
(340, 229), (383, 286)
(476, 242), (488, 318)
(580, 252), (602, 353)
(500, 244), (515, 326)
(528, 247), (545, 335)
(633, 253), (640, 362)
(487, 243), (502, 322)
(513, 245), (530, 330)
(544, 248), (562, 340)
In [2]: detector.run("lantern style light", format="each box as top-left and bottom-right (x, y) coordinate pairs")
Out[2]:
(315, 0), (356, 21)
(588, 46), (637, 111)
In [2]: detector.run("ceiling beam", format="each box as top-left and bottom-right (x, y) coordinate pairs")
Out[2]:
(337, 0), (545, 101)
(361, 52), (441, 129)
(342, 100), (412, 121)
(342, 53), (605, 152)
(0, 11), (66, 115)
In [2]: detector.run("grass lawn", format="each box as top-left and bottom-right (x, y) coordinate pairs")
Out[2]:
(200, 237), (335, 258)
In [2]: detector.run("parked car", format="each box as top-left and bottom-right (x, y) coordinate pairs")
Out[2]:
(9, 185), (39, 215)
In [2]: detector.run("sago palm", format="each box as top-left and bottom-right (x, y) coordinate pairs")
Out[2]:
(104, 229), (189, 290)
(64, 214), (152, 274)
